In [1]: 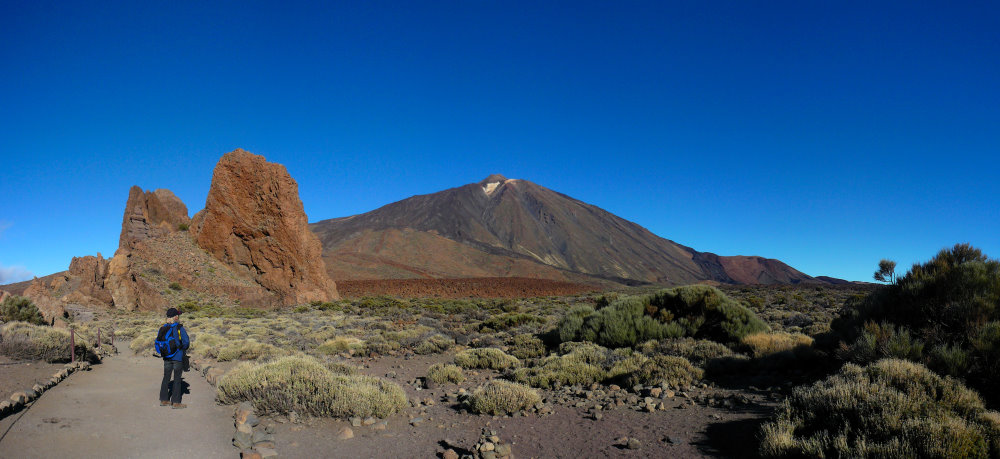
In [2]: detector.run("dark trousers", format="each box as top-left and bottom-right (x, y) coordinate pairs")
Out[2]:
(160, 359), (184, 404)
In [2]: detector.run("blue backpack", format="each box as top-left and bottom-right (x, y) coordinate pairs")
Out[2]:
(154, 323), (182, 359)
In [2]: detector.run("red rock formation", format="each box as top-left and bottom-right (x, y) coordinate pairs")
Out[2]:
(192, 149), (338, 305)
(62, 254), (113, 306)
(119, 187), (190, 250)
(21, 280), (67, 325)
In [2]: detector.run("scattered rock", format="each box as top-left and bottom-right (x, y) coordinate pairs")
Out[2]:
(335, 425), (354, 440)
(350, 417), (362, 427)
(256, 447), (278, 458)
(442, 448), (459, 459)
(627, 438), (641, 450)
(240, 450), (262, 459)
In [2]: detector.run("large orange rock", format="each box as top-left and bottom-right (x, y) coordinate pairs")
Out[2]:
(119, 187), (190, 250)
(192, 149), (338, 305)
(63, 254), (113, 306)
(21, 280), (67, 325)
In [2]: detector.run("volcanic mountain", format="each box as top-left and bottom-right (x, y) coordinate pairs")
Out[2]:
(311, 175), (828, 286)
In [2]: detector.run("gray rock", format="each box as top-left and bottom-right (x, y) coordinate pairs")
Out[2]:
(410, 417), (424, 426)
(627, 438), (641, 450)
(495, 443), (513, 457)
(233, 429), (253, 449)
(252, 430), (274, 443)
(350, 416), (362, 427)
(362, 416), (376, 426)
(257, 447), (278, 458)
(664, 435), (684, 444)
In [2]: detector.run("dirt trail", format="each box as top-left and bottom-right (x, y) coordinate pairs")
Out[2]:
(0, 352), (234, 458)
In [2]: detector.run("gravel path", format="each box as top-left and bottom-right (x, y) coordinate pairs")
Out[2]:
(0, 352), (234, 458)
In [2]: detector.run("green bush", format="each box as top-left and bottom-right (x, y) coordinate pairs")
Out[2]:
(832, 244), (1000, 405)
(217, 356), (407, 418)
(468, 380), (541, 415)
(454, 348), (521, 370)
(556, 285), (768, 348)
(168, 282), (182, 291)
(427, 363), (465, 384)
(760, 359), (1000, 458)
(0, 295), (46, 325)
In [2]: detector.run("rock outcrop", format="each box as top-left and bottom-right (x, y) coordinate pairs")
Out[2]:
(192, 149), (338, 305)
(61, 254), (113, 306)
(21, 280), (67, 325)
(119, 187), (191, 250)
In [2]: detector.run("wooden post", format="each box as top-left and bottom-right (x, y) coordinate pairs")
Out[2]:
(70, 328), (76, 364)
(97, 328), (102, 347)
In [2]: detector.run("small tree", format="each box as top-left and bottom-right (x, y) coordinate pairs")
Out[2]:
(0, 295), (47, 325)
(873, 259), (896, 284)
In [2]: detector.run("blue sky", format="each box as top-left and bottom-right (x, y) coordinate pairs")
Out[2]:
(1, 1), (997, 284)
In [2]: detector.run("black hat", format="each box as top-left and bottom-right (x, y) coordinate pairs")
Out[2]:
(166, 308), (181, 318)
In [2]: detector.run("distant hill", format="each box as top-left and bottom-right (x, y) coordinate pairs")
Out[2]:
(311, 175), (835, 286)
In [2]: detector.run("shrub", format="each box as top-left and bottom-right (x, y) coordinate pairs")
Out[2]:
(129, 330), (157, 355)
(177, 223), (189, 231)
(413, 333), (455, 355)
(168, 282), (182, 291)
(468, 380), (541, 415)
(620, 355), (703, 388)
(831, 244), (1000, 405)
(317, 337), (364, 355)
(454, 348), (521, 370)
(480, 313), (544, 331)
(759, 359), (1000, 458)
(188, 332), (224, 357)
(217, 356), (407, 418)
(640, 338), (735, 366)
(508, 334), (546, 359)
(512, 343), (610, 389)
(427, 363), (465, 384)
(0, 295), (46, 325)
(741, 332), (813, 358)
(556, 285), (768, 348)
(0, 321), (95, 362)
(215, 339), (281, 362)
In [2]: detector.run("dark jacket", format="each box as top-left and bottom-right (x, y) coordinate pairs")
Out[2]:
(161, 322), (190, 361)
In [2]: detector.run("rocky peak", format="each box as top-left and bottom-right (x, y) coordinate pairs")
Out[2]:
(192, 149), (338, 305)
(118, 186), (190, 250)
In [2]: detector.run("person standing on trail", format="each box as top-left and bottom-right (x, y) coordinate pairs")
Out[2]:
(158, 307), (190, 409)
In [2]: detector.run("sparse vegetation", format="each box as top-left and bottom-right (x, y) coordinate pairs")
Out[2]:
(0, 321), (96, 362)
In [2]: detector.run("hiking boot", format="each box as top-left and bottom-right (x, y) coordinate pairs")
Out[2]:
(172, 403), (187, 409)
(160, 401), (171, 406)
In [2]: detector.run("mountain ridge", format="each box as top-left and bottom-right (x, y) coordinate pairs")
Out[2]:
(312, 175), (836, 286)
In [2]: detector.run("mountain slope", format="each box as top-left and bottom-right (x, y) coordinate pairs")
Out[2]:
(312, 175), (826, 286)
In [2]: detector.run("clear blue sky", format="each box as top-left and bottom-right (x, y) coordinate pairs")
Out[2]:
(2, 1), (998, 284)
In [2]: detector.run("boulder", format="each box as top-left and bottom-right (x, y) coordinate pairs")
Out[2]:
(21, 280), (67, 324)
(192, 149), (338, 305)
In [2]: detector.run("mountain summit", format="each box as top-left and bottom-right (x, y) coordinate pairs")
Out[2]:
(311, 176), (825, 286)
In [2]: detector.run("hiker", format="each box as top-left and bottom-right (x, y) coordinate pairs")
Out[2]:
(157, 307), (190, 409)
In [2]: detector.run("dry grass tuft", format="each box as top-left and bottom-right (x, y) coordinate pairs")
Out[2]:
(469, 380), (541, 415)
(217, 355), (407, 418)
(454, 348), (521, 370)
